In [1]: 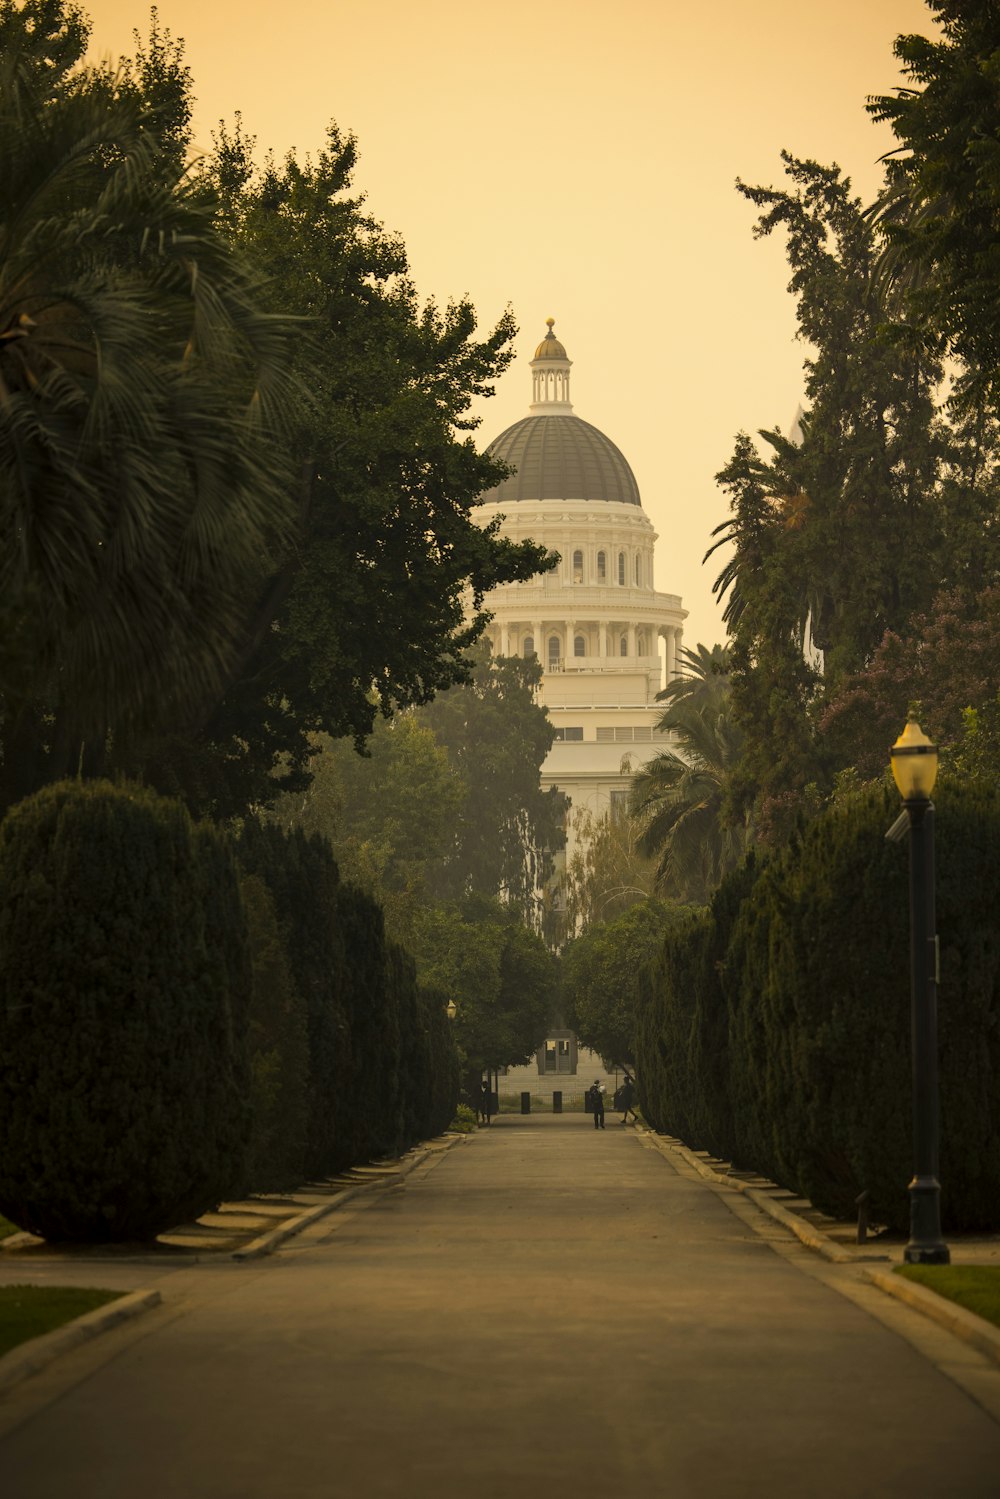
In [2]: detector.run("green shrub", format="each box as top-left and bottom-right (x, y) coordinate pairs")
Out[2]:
(0, 781), (250, 1242)
(241, 875), (310, 1193)
(237, 821), (352, 1178)
(637, 781), (1000, 1232)
(336, 883), (401, 1160)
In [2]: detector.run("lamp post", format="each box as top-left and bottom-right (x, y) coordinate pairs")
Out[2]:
(888, 719), (950, 1265)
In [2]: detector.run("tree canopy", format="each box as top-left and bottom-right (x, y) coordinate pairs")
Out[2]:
(0, 0), (300, 810)
(1, 4), (555, 819)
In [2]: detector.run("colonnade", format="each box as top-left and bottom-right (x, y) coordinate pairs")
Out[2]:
(496, 621), (681, 678)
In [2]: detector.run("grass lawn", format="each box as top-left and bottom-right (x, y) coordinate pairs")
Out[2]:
(896, 1265), (1000, 1330)
(0, 1215), (22, 1241)
(0, 1285), (125, 1358)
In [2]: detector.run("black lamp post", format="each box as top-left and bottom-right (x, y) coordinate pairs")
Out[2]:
(888, 719), (950, 1265)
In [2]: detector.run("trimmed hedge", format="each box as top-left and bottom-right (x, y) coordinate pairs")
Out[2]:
(241, 874), (310, 1193)
(635, 781), (1000, 1232)
(237, 821), (352, 1179)
(238, 822), (460, 1176)
(0, 781), (250, 1241)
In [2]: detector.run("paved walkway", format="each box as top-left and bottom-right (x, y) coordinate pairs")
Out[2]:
(1, 1116), (999, 1497)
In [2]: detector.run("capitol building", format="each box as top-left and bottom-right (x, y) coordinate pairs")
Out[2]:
(476, 319), (687, 875)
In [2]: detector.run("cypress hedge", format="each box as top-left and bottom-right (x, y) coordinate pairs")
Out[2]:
(241, 874), (310, 1192)
(335, 883), (402, 1161)
(0, 781), (250, 1242)
(635, 780), (1000, 1232)
(237, 820), (353, 1179)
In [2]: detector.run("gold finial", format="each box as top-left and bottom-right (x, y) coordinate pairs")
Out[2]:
(546, 316), (555, 329)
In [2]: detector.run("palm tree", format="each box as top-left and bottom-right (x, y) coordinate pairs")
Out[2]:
(0, 4), (299, 803)
(627, 645), (746, 904)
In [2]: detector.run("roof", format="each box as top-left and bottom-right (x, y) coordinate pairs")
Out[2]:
(483, 414), (642, 506)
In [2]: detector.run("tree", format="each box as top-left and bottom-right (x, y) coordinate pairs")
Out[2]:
(628, 645), (747, 903)
(271, 714), (465, 949)
(125, 123), (555, 818)
(413, 897), (555, 1081)
(562, 899), (695, 1069)
(416, 641), (567, 918)
(819, 584), (1000, 778)
(0, 2), (300, 810)
(557, 805), (658, 937)
(272, 640), (565, 939)
(869, 4), (1000, 403)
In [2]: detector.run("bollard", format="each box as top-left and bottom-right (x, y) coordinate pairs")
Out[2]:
(520, 1091), (531, 1114)
(855, 1189), (870, 1244)
(552, 1090), (562, 1114)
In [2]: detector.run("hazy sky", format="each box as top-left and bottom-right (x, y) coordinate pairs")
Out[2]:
(83, 0), (936, 651)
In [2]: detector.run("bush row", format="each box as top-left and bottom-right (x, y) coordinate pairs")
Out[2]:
(635, 780), (1000, 1232)
(0, 782), (459, 1242)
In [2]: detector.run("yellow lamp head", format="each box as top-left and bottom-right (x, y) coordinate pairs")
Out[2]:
(890, 719), (939, 800)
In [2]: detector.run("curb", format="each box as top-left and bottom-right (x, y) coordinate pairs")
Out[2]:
(232, 1136), (459, 1262)
(866, 1269), (1000, 1369)
(638, 1129), (868, 1265)
(0, 1288), (161, 1394)
(232, 1187), (367, 1261)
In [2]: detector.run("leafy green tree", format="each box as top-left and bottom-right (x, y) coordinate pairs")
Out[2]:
(557, 805), (658, 938)
(869, 3), (1000, 403)
(126, 124), (554, 818)
(562, 899), (696, 1069)
(0, 1), (299, 811)
(819, 584), (1000, 779)
(417, 642), (567, 919)
(628, 645), (747, 903)
(414, 897), (555, 1080)
(272, 714), (464, 949)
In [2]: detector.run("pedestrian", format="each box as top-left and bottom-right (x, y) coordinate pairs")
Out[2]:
(618, 1071), (638, 1125)
(479, 1078), (491, 1126)
(588, 1078), (605, 1129)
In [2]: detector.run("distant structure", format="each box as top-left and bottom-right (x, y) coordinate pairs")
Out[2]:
(475, 319), (686, 1100)
(476, 318), (686, 876)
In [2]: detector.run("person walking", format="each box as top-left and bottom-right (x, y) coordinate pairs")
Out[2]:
(479, 1078), (491, 1126)
(588, 1078), (605, 1129)
(618, 1071), (638, 1124)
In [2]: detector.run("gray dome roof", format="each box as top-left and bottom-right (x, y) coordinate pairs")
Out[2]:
(484, 415), (641, 506)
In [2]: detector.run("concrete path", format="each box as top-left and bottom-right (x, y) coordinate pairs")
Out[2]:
(2, 1115), (999, 1497)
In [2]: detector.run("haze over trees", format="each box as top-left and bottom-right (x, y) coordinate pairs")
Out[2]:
(0, 1), (554, 821)
(703, 3), (1000, 850)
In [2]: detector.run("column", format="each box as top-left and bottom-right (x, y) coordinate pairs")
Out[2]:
(532, 620), (543, 659)
(599, 621), (608, 658)
(501, 624), (511, 656)
(664, 626), (676, 684)
(627, 623), (637, 658)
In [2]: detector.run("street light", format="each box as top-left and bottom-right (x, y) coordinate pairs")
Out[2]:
(888, 718), (950, 1265)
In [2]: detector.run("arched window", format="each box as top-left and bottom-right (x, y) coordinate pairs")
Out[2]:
(597, 551), (607, 582)
(637, 632), (646, 656)
(635, 554), (641, 585)
(620, 635), (628, 657)
(548, 635), (561, 668)
(574, 635), (586, 657)
(618, 552), (626, 586)
(573, 549), (584, 583)
(523, 635), (535, 657)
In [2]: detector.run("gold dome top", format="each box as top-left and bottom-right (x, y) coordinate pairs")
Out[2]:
(533, 316), (568, 360)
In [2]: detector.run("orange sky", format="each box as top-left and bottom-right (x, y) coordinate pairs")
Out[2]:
(83, 0), (935, 651)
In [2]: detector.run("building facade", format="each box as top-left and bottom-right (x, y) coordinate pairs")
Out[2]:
(476, 319), (686, 869)
(475, 320), (685, 1100)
